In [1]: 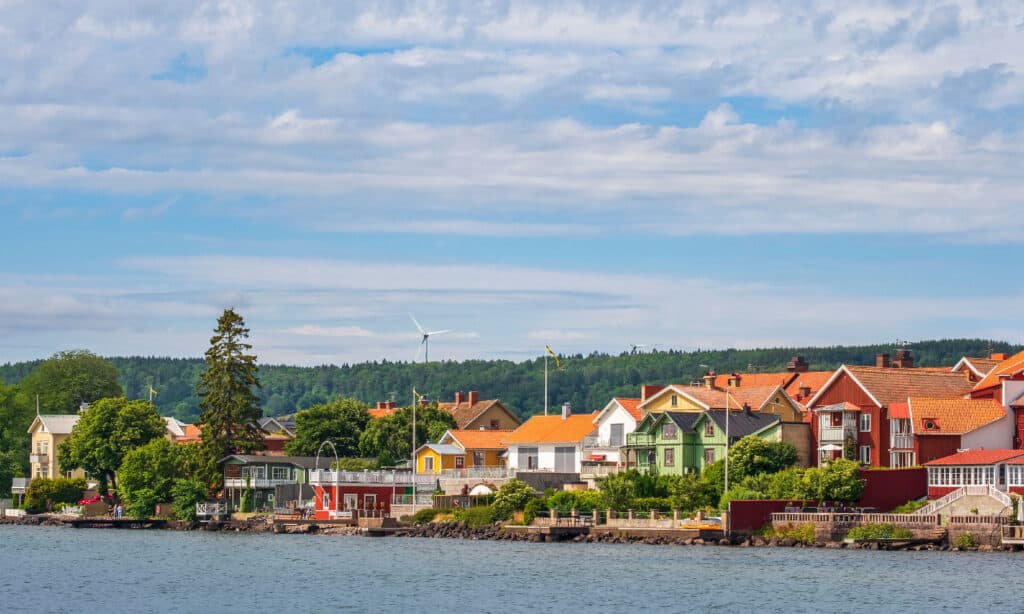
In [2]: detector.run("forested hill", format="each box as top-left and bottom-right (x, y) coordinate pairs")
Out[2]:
(0, 339), (1018, 422)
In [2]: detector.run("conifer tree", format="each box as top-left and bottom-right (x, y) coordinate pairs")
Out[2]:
(197, 309), (263, 486)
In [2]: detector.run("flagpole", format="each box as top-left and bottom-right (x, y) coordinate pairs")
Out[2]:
(411, 389), (417, 512)
(544, 352), (549, 416)
(724, 390), (730, 496)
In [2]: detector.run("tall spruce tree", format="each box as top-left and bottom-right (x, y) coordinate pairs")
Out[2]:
(197, 309), (263, 486)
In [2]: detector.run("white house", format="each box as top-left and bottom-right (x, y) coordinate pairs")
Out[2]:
(583, 397), (641, 464)
(503, 407), (597, 474)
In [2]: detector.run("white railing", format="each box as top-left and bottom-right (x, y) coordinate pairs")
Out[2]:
(583, 436), (624, 449)
(224, 477), (298, 489)
(890, 434), (914, 449)
(819, 426), (851, 441)
(985, 485), (1013, 508)
(307, 470), (435, 486)
(29, 454), (48, 464)
(391, 494), (434, 506)
(196, 502), (227, 517)
(580, 465), (623, 477)
(10, 478), (29, 494)
(440, 466), (515, 479)
(916, 488), (967, 516)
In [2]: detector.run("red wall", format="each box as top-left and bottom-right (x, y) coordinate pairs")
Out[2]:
(729, 499), (815, 532)
(928, 486), (959, 499)
(1010, 486), (1024, 496)
(915, 435), (962, 466)
(1015, 408), (1024, 449)
(312, 485), (397, 520)
(858, 468), (927, 511)
(811, 374), (887, 466)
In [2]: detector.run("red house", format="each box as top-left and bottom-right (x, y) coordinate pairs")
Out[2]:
(307, 469), (434, 520)
(924, 449), (1024, 498)
(806, 355), (969, 467)
(966, 350), (1024, 447)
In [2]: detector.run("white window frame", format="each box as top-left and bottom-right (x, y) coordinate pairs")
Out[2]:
(664, 448), (674, 466)
(859, 445), (871, 465)
(272, 466), (289, 480)
(424, 456), (434, 471)
(859, 413), (871, 433)
(662, 423), (677, 439)
(364, 494), (376, 510)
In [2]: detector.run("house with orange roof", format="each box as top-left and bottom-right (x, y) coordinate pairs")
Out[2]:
(711, 356), (834, 407)
(503, 405), (598, 474)
(888, 397), (1013, 468)
(584, 397), (642, 466)
(436, 391), (522, 431)
(414, 429), (512, 476)
(965, 350), (1024, 449)
(951, 353), (1005, 384)
(924, 449), (1024, 499)
(806, 353), (972, 467)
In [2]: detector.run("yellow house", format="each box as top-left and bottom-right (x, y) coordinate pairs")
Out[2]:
(638, 383), (804, 423)
(415, 443), (465, 474)
(27, 415), (86, 480)
(439, 429), (511, 469)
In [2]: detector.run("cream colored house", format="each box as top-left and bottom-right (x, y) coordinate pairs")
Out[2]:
(27, 414), (86, 480)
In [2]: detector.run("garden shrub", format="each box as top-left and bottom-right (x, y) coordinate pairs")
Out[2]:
(631, 497), (672, 512)
(492, 480), (535, 520)
(846, 523), (912, 540)
(408, 507), (441, 524)
(890, 499), (928, 514)
(764, 523), (816, 545)
(523, 498), (543, 525)
(452, 505), (496, 528)
(171, 478), (208, 521)
(955, 533), (977, 549)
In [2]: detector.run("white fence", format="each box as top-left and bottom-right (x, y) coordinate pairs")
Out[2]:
(440, 467), (515, 479)
(196, 502), (227, 517)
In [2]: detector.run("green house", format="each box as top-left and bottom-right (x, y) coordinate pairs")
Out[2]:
(625, 409), (781, 476)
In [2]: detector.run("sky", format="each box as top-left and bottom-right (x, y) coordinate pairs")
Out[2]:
(1, 1), (1022, 366)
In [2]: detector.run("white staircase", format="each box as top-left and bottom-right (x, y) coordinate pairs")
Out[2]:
(916, 485), (1012, 516)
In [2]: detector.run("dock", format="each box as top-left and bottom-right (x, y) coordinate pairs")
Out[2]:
(61, 518), (168, 529)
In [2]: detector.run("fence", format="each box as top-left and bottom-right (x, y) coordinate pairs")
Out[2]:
(391, 494), (434, 506)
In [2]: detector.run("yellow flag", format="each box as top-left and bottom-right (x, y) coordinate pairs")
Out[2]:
(545, 345), (561, 370)
(149, 386), (158, 396)
(412, 388), (423, 403)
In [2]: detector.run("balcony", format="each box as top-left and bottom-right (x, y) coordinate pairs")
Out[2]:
(307, 470), (436, 486)
(580, 465), (623, 478)
(29, 454), (48, 465)
(224, 477), (296, 489)
(819, 426), (854, 442)
(583, 436), (624, 449)
(625, 433), (655, 447)
(890, 434), (914, 450)
(10, 477), (29, 494)
(440, 466), (515, 479)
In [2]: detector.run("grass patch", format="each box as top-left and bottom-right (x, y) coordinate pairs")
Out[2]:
(762, 523), (816, 545)
(846, 523), (912, 541)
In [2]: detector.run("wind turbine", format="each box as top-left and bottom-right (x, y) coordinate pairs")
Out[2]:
(410, 314), (451, 363)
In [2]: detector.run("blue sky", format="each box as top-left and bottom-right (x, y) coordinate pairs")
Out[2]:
(1, 1), (1022, 365)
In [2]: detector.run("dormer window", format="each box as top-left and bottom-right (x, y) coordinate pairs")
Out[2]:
(662, 423), (677, 439)
(923, 418), (940, 431)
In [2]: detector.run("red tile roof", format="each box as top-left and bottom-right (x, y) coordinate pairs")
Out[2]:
(908, 397), (1007, 435)
(670, 385), (783, 411)
(924, 449), (1024, 466)
(888, 402), (910, 419)
(841, 366), (970, 407)
(368, 408), (395, 420)
(437, 399), (520, 430)
(615, 398), (643, 421)
(973, 350), (1024, 392)
(445, 429), (512, 450)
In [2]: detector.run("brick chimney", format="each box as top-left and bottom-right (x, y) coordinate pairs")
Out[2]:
(454, 391), (464, 405)
(467, 390), (479, 405)
(893, 349), (913, 369)
(786, 356), (809, 373)
(992, 353), (1009, 361)
(799, 384), (811, 399)
(641, 384), (664, 402)
(742, 402), (752, 415)
(728, 373), (742, 388)
(876, 353), (891, 368)
(703, 371), (716, 389)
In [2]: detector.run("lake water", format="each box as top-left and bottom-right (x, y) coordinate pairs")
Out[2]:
(1, 525), (1019, 613)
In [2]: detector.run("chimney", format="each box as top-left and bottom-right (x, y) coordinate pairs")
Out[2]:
(743, 403), (752, 415)
(799, 384), (811, 399)
(992, 353), (1009, 361)
(78, 402), (90, 414)
(703, 371), (716, 389)
(386, 400), (395, 410)
(467, 390), (479, 406)
(729, 373), (742, 388)
(641, 384), (664, 402)
(454, 391), (464, 405)
(876, 353), (891, 368)
(893, 349), (913, 369)
(561, 402), (572, 420)
(787, 356), (809, 372)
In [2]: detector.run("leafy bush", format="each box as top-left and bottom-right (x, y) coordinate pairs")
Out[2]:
(239, 488), (254, 513)
(598, 471), (638, 510)
(125, 488), (160, 519)
(452, 505), (496, 528)
(523, 498), (543, 525)
(492, 480), (536, 520)
(24, 477), (86, 513)
(573, 490), (604, 512)
(891, 499), (928, 514)
(407, 507), (441, 524)
(171, 478), (208, 521)
(728, 436), (798, 481)
(846, 524), (912, 540)
(330, 458), (379, 471)
(545, 491), (577, 511)
(955, 533), (977, 549)
(631, 497), (672, 512)
(764, 523), (816, 545)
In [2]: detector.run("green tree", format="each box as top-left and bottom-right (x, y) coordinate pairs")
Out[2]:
(728, 436), (798, 482)
(0, 380), (32, 494)
(598, 471), (638, 511)
(492, 479), (536, 520)
(358, 404), (456, 462)
(286, 398), (370, 457)
(171, 478), (208, 521)
(118, 438), (183, 518)
(58, 397), (165, 491)
(18, 350), (122, 414)
(197, 309), (263, 486)
(664, 474), (718, 513)
(815, 458), (865, 502)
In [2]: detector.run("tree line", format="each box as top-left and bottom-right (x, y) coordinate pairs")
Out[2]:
(1, 338), (1015, 424)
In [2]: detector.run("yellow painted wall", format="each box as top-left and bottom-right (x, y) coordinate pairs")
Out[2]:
(416, 449), (462, 474)
(465, 449), (504, 467)
(29, 432), (85, 480)
(464, 405), (521, 430)
(642, 391), (705, 414)
(756, 394), (804, 423)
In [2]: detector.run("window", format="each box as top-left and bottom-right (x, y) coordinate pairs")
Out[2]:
(455, 456), (464, 469)
(610, 423), (624, 447)
(830, 412), (843, 427)
(662, 423), (677, 439)
(671, 395), (678, 408)
(272, 466), (289, 480)
(859, 446), (870, 465)
(518, 447), (539, 471)
(42, 440), (48, 454)
(364, 494), (376, 510)
(322, 492), (330, 509)
(705, 422), (715, 437)
(424, 457), (434, 471)
(860, 413), (871, 433)
(490, 419), (500, 429)
(704, 449), (715, 465)
(473, 451), (485, 466)
(664, 448), (674, 466)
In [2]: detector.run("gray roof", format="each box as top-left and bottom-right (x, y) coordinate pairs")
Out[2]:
(422, 443), (464, 456)
(662, 412), (702, 432)
(704, 410), (780, 439)
(218, 455), (324, 469)
(31, 414), (80, 435)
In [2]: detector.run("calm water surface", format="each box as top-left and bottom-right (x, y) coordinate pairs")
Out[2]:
(1, 525), (1020, 613)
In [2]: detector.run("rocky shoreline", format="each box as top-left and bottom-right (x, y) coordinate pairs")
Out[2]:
(2, 515), (1015, 551)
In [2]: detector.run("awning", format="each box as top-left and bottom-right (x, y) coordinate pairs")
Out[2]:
(818, 443), (843, 451)
(889, 402), (910, 419)
(589, 454), (606, 461)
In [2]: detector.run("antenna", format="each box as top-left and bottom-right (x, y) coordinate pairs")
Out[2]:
(410, 314), (451, 363)
(629, 343), (648, 355)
